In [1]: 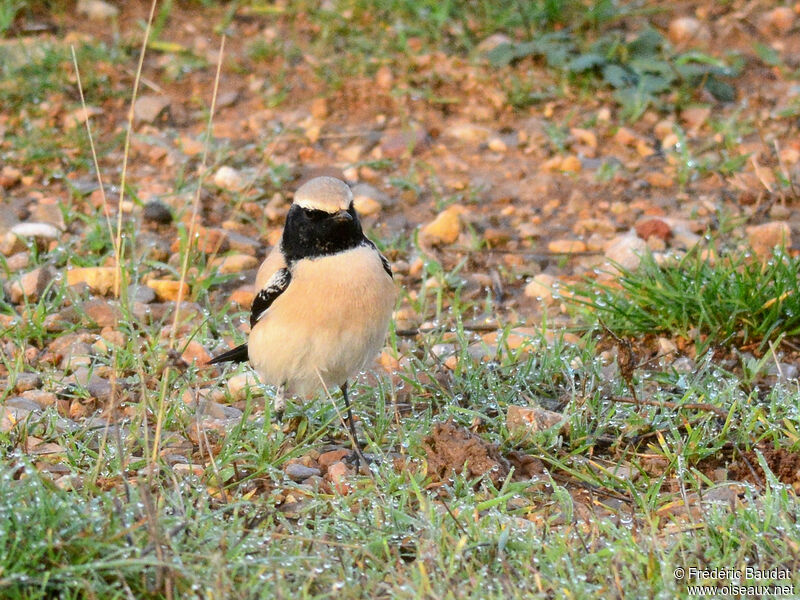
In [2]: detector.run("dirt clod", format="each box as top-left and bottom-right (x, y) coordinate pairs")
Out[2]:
(423, 421), (543, 486)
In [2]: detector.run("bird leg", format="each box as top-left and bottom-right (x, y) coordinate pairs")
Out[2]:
(273, 383), (286, 422)
(341, 382), (368, 472)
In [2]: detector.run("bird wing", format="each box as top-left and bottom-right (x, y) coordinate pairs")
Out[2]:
(362, 238), (393, 279)
(250, 267), (292, 327)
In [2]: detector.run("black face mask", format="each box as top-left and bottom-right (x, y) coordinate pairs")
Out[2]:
(281, 203), (364, 263)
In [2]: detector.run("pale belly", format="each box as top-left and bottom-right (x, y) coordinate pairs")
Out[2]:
(248, 246), (395, 396)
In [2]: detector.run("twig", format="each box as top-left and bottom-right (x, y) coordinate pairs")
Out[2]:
(607, 395), (728, 418)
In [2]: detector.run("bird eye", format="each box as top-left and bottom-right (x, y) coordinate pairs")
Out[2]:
(304, 208), (327, 221)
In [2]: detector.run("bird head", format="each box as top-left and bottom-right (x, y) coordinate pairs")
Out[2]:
(281, 177), (364, 262)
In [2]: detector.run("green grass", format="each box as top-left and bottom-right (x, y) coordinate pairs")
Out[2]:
(571, 245), (800, 350)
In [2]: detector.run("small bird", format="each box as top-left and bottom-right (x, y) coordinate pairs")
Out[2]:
(208, 176), (396, 466)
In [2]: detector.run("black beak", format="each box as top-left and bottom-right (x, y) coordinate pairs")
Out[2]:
(332, 210), (353, 223)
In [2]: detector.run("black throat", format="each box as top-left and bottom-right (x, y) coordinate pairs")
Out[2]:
(281, 203), (365, 263)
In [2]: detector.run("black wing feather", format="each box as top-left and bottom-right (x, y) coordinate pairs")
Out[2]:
(362, 238), (393, 279)
(250, 267), (292, 327)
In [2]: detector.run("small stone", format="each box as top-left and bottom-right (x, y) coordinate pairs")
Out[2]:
(213, 166), (246, 192)
(352, 183), (393, 208)
(10, 222), (60, 240)
(759, 6), (795, 35)
(524, 273), (558, 304)
(444, 123), (491, 144)
(487, 137), (507, 152)
(668, 16), (711, 46)
(605, 233), (648, 270)
(570, 127), (597, 149)
(326, 461), (352, 494)
(66, 267), (117, 296)
(746, 221), (791, 258)
(1, 406), (32, 432)
(380, 127), (427, 158)
(309, 97), (328, 119)
(80, 299), (120, 328)
(76, 0), (118, 20)
(420, 205), (464, 245)
(375, 65), (393, 90)
(229, 286), (255, 307)
(560, 155), (582, 173)
(181, 340), (211, 365)
(285, 463), (321, 482)
(475, 33), (512, 55)
(318, 449), (350, 472)
(0, 166), (21, 188)
(21, 390), (56, 408)
(147, 279), (190, 302)
(353, 195), (382, 217)
(635, 218), (672, 241)
(645, 172), (673, 188)
(216, 254), (259, 274)
(613, 127), (638, 147)
(194, 398), (242, 420)
(6, 265), (56, 303)
(127, 284), (156, 304)
(5, 252), (30, 271)
(547, 239), (586, 254)
(143, 200), (173, 225)
(6, 397), (44, 413)
(507, 405), (568, 435)
(14, 372), (42, 393)
(86, 376), (113, 401)
(226, 371), (260, 400)
(658, 337), (678, 356)
(133, 95), (170, 123)
(681, 106), (711, 133)
(672, 357), (696, 373)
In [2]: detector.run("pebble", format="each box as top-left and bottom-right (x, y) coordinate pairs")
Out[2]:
(80, 299), (120, 328)
(147, 279), (190, 302)
(14, 372), (42, 393)
(181, 340), (211, 365)
(668, 16), (711, 46)
(547, 239), (586, 254)
(225, 371), (260, 400)
(10, 222), (60, 240)
(87, 376), (113, 401)
(66, 267), (117, 295)
(604, 233), (648, 271)
(213, 166), (246, 192)
(507, 404), (568, 434)
(6, 265), (55, 303)
(143, 200), (173, 225)
(326, 461), (352, 494)
(635, 218), (672, 241)
(487, 137), (507, 153)
(746, 221), (791, 258)
(216, 254), (259, 274)
(759, 6), (795, 35)
(353, 195), (382, 217)
(133, 95), (170, 123)
(420, 205), (464, 245)
(444, 123), (491, 144)
(318, 449), (350, 472)
(309, 97), (328, 120)
(285, 463), (322, 482)
(6, 251), (30, 271)
(524, 273), (558, 304)
(128, 284), (156, 304)
(672, 357), (696, 373)
(194, 398), (243, 420)
(76, 0), (118, 20)
(21, 389), (56, 408)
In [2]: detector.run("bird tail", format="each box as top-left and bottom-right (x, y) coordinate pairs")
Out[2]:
(207, 343), (249, 365)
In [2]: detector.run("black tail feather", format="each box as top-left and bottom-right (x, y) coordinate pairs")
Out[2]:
(207, 343), (249, 365)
